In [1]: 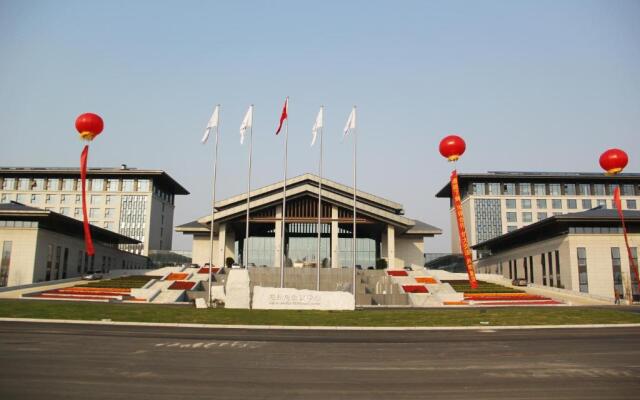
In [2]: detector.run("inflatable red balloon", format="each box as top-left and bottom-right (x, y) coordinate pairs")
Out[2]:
(75, 113), (104, 141)
(599, 148), (628, 175)
(439, 135), (466, 162)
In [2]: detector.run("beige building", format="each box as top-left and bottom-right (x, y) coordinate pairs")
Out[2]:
(473, 209), (640, 302)
(0, 166), (189, 255)
(435, 172), (640, 257)
(0, 202), (148, 287)
(177, 174), (441, 269)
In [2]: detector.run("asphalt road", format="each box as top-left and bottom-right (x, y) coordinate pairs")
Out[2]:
(0, 321), (639, 400)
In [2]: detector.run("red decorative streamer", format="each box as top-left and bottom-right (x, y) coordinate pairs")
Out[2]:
(614, 187), (639, 292)
(451, 170), (478, 289)
(80, 145), (94, 256)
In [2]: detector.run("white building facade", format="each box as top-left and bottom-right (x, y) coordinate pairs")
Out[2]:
(0, 166), (189, 255)
(473, 209), (640, 302)
(0, 203), (148, 287)
(435, 172), (640, 257)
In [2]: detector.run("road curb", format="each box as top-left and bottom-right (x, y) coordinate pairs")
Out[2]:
(2, 317), (640, 331)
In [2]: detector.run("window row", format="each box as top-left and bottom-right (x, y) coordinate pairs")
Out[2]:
(1, 177), (151, 193)
(472, 182), (637, 197)
(504, 198), (636, 210)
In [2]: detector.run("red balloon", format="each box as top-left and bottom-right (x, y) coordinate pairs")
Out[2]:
(439, 135), (466, 162)
(75, 113), (104, 141)
(599, 148), (628, 175)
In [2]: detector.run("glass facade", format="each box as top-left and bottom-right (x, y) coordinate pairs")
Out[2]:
(474, 199), (502, 243)
(0, 241), (12, 287)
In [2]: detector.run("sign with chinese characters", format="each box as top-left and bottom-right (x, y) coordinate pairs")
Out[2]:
(252, 286), (355, 310)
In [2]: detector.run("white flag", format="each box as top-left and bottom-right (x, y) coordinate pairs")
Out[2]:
(201, 105), (220, 144)
(311, 107), (323, 146)
(343, 106), (356, 138)
(239, 105), (253, 144)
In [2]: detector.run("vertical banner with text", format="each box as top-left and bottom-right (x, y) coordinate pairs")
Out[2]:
(451, 170), (478, 289)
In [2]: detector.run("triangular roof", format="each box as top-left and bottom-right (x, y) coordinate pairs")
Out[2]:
(176, 173), (441, 236)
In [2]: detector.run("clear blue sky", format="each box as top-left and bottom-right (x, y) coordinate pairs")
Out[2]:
(1, 0), (638, 252)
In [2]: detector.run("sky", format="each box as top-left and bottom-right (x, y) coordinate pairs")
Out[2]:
(1, 0), (639, 253)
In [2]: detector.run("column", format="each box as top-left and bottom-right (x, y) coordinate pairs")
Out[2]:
(217, 223), (226, 268)
(274, 205), (282, 268)
(331, 205), (339, 268)
(387, 225), (396, 269)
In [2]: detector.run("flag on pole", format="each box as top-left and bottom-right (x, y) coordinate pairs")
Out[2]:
(311, 107), (323, 146)
(201, 105), (220, 144)
(343, 106), (356, 138)
(239, 105), (253, 144)
(275, 97), (288, 135)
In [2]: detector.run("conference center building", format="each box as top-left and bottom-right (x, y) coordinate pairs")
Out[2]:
(177, 174), (441, 270)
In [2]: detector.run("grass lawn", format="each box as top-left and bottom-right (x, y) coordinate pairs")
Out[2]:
(0, 299), (639, 327)
(442, 280), (523, 294)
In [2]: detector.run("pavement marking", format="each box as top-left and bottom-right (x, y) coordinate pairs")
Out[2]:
(153, 340), (264, 350)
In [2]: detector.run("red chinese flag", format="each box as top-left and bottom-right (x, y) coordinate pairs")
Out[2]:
(275, 97), (288, 135)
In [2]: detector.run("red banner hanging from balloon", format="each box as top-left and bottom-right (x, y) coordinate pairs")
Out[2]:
(614, 187), (639, 292)
(80, 145), (95, 256)
(451, 170), (478, 289)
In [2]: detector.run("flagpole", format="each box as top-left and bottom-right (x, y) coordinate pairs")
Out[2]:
(207, 105), (220, 307)
(352, 106), (357, 296)
(280, 98), (289, 288)
(316, 106), (324, 291)
(244, 105), (253, 268)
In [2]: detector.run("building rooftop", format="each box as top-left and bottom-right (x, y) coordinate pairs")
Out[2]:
(435, 171), (639, 198)
(0, 166), (189, 195)
(471, 208), (640, 254)
(0, 202), (140, 245)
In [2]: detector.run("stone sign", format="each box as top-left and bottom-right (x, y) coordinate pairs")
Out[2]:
(252, 286), (355, 310)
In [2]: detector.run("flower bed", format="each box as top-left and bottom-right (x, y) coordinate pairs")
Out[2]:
(168, 281), (196, 290)
(415, 277), (437, 284)
(165, 273), (189, 281)
(464, 293), (548, 301)
(197, 267), (220, 274)
(402, 285), (428, 293)
(387, 270), (408, 277)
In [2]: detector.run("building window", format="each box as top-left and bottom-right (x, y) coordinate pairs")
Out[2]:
(523, 257), (528, 282)
(105, 195), (113, 205)
(33, 178), (45, 190)
(18, 178), (30, 190)
(0, 194), (7, 203)
(505, 199), (516, 209)
(536, 199), (547, 209)
(90, 195), (102, 206)
(577, 247), (588, 293)
(582, 199), (592, 209)
(62, 248), (69, 279)
(60, 207), (70, 216)
(507, 225), (517, 232)
(91, 179), (104, 191)
(62, 179), (74, 191)
(488, 183), (500, 195)
(506, 212), (517, 223)
(502, 183), (515, 195)
(472, 182), (486, 195)
(578, 184), (591, 196)
(16, 194), (27, 203)
(46, 194), (58, 204)
(567, 199), (577, 209)
(622, 184), (634, 196)
(45, 244), (53, 281)
(521, 199), (531, 209)
(529, 255), (534, 283)
(541, 253), (547, 286)
(555, 250), (561, 288)
(89, 208), (101, 218)
(597, 199), (607, 208)
(108, 179), (119, 192)
(522, 212), (532, 223)
(537, 212), (547, 221)
(0, 241), (12, 287)
(547, 252), (554, 287)
(552, 199), (562, 209)
(122, 180), (135, 192)
(2, 178), (16, 190)
(534, 184), (546, 196)
(564, 184), (576, 195)
(549, 184), (561, 196)
(77, 250), (83, 273)
(104, 222), (115, 231)
(627, 200), (637, 210)
(608, 184), (619, 196)
(508, 260), (513, 279)
(611, 247), (623, 299)
(594, 184), (606, 196)
(105, 208), (115, 219)
(31, 194), (42, 204)
(46, 178), (59, 191)
(519, 183), (531, 196)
